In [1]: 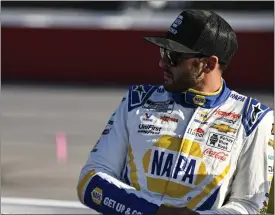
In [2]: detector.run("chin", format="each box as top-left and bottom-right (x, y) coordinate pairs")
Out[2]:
(163, 82), (177, 92)
(164, 82), (189, 93)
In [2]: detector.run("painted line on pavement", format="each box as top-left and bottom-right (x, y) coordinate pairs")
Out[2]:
(1, 197), (88, 209)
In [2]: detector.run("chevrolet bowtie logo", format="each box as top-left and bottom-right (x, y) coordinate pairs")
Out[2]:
(268, 139), (274, 149)
(211, 124), (237, 133)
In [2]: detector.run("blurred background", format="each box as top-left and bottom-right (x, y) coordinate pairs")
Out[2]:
(1, 1), (274, 214)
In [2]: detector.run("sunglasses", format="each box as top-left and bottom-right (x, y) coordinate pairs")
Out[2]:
(160, 47), (204, 66)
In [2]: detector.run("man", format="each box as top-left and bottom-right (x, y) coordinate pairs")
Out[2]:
(77, 10), (274, 214)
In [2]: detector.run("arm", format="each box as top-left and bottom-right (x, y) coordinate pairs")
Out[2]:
(77, 91), (161, 215)
(267, 178), (274, 214)
(197, 110), (274, 214)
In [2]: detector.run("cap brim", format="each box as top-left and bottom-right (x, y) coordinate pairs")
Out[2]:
(144, 36), (200, 54)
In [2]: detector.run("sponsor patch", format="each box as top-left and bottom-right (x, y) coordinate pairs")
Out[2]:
(187, 128), (205, 138)
(160, 115), (178, 124)
(143, 99), (174, 113)
(258, 201), (268, 214)
(194, 111), (209, 124)
(150, 150), (197, 184)
(193, 95), (206, 106)
(214, 109), (241, 120)
(230, 93), (246, 102)
(141, 113), (154, 122)
(268, 155), (274, 160)
(168, 14), (183, 35)
(203, 148), (228, 161)
(217, 117), (239, 124)
(268, 139), (274, 149)
(268, 166), (274, 173)
(108, 120), (114, 125)
(206, 132), (235, 152)
(102, 120), (114, 135)
(91, 140), (100, 153)
(102, 129), (110, 135)
(211, 123), (237, 134)
(103, 197), (143, 214)
(138, 124), (162, 135)
(142, 136), (230, 199)
(91, 187), (103, 205)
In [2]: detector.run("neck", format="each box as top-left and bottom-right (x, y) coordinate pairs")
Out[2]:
(189, 76), (222, 94)
(173, 78), (231, 108)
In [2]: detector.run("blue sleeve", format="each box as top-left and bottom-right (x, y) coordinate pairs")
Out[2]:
(83, 174), (159, 215)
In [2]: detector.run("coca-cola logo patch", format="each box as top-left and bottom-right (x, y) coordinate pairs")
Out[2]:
(203, 148), (229, 161)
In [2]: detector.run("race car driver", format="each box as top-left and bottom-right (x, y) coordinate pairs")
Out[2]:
(77, 10), (274, 215)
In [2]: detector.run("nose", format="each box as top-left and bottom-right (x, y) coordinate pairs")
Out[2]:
(159, 55), (170, 69)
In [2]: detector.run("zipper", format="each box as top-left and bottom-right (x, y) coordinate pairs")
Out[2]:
(160, 106), (201, 201)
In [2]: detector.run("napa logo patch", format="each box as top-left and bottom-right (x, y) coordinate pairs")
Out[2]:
(142, 136), (217, 198)
(230, 93), (246, 102)
(91, 187), (103, 205)
(193, 95), (206, 106)
(141, 136), (230, 206)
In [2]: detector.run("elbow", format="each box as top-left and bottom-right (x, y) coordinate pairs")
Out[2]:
(77, 181), (85, 205)
(77, 170), (97, 205)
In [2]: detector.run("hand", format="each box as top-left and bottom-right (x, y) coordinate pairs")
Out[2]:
(157, 204), (200, 215)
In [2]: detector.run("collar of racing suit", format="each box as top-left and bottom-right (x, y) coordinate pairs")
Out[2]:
(172, 79), (231, 109)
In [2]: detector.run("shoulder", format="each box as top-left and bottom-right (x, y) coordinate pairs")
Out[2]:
(238, 91), (273, 136)
(126, 84), (162, 112)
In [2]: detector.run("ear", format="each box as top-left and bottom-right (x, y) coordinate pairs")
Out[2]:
(204, 56), (219, 72)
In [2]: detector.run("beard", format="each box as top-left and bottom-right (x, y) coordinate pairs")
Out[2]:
(163, 59), (204, 92)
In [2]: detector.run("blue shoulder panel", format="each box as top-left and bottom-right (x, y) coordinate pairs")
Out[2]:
(128, 84), (158, 112)
(242, 97), (271, 136)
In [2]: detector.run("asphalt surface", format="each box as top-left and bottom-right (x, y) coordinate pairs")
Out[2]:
(1, 84), (274, 212)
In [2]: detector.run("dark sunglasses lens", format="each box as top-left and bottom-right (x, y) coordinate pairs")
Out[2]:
(169, 52), (182, 64)
(160, 48), (174, 64)
(160, 48), (184, 66)
(160, 47), (165, 58)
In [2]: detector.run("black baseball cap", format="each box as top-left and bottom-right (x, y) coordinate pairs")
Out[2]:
(144, 10), (238, 64)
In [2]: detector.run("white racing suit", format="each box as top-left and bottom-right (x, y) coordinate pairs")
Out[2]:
(77, 80), (274, 214)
